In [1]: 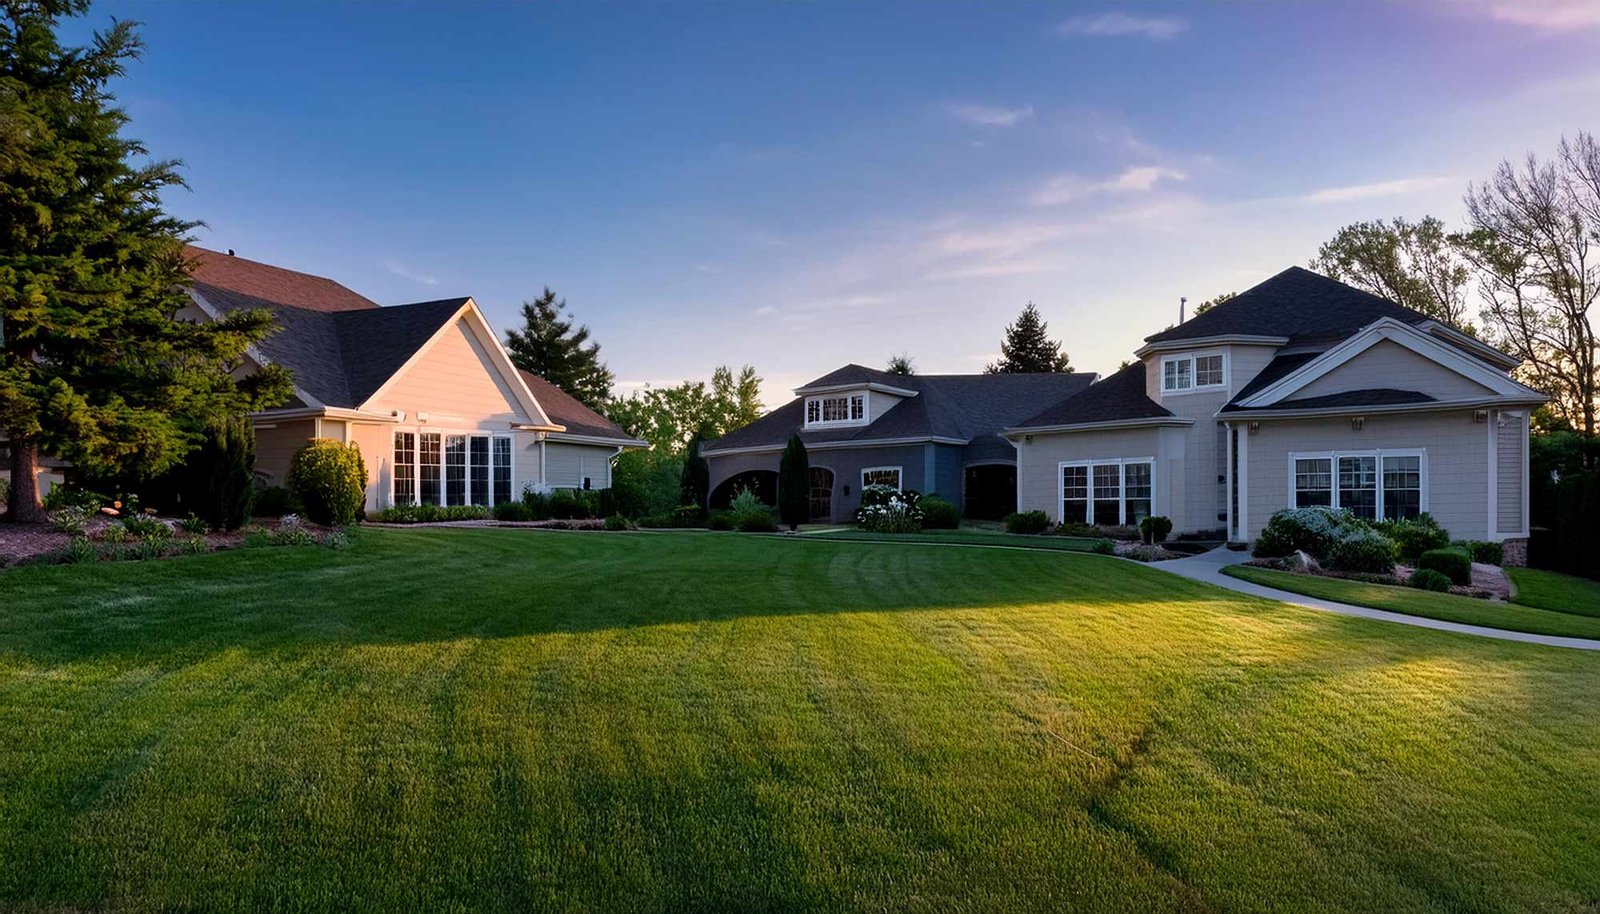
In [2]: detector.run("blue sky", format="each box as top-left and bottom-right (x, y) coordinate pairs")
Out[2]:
(72, 0), (1600, 403)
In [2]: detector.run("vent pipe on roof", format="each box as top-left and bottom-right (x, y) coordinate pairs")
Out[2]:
(227, 249), (235, 256)
(1179, 296), (1187, 324)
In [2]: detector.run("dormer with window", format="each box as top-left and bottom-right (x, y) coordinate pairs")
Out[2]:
(792, 369), (919, 431)
(1159, 351), (1227, 396)
(805, 392), (868, 427)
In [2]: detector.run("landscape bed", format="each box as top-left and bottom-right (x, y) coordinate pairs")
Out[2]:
(2, 528), (1598, 912)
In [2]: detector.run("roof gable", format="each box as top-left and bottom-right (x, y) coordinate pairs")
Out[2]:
(518, 370), (640, 442)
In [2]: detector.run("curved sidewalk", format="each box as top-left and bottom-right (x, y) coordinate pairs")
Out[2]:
(1159, 547), (1600, 652)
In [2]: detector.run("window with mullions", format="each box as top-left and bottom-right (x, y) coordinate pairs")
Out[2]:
(1123, 462), (1153, 524)
(1061, 465), (1089, 524)
(419, 433), (442, 505)
(1382, 455), (1421, 520)
(493, 438), (512, 505)
(469, 436), (490, 506)
(393, 432), (416, 506)
(1337, 456), (1377, 520)
(1092, 464), (1121, 526)
(1293, 458), (1332, 507)
(1293, 450), (1424, 518)
(445, 435), (467, 506)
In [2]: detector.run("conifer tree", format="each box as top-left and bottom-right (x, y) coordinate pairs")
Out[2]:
(984, 303), (1072, 373)
(503, 288), (615, 410)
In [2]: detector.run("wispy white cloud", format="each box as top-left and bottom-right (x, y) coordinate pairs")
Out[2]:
(384, 259), (437, 285)
(1448, 0), (1600, 31)
(1031, 165), (1187, 206)
(948, 102), (1034, 128)
(936, 223), (1066, 257)
(1301, 175), (1453, 204)
(1058, 11), (1188, 40)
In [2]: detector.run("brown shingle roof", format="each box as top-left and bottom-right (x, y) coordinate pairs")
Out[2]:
(517, 370), (639, 442)
(185, 245), (379, 313)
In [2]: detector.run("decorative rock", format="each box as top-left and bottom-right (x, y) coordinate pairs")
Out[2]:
(1287, 549), (1321, 573)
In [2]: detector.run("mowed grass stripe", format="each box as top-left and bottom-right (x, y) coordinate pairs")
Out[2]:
(1, 528), (1598, 912)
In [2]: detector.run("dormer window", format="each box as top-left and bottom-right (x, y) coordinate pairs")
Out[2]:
(805, 393), (867, 426)
(1161, 352), (1227, 394)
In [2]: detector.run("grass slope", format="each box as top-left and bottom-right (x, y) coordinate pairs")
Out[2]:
(1508, 566), (1600, 618)
(808, 526), (1105, 551)
(2, 529), (1598, 913)
(1223, 564), (1600, 640)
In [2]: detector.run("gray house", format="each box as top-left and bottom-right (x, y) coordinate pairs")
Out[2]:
(700, 366), (1094, 522)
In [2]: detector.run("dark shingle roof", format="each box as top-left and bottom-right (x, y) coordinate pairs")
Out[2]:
(1225, 352), (1320, 406)
(1013, 363), (1172, 429)
(1221, 388), (1436, 413)
(518, 370), (639, 441)
(1144, 267), (1431, 347)
(703, 369), (1095, 453)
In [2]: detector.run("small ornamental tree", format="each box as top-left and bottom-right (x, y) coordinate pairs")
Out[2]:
(778, 434), (809, 530)
(286, 439), (367, 526)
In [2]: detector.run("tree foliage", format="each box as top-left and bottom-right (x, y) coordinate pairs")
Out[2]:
(985, 303), (1072, 374)
(778, 434), (809, 529)
(503, 287), (614, 411)
(608, 365), (762, 455)
(172, 415), (256, 531)
(1311, 216), (1473, 329)
(886, 353), (915, 376)
(0, 0), (290, 522)
(1459, 133), (1599, 437)
(1191, 292), (1237, 318)
(680, 429), (710, 508)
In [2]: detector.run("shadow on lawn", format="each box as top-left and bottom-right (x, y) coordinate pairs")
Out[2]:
(0, 527), (1568, 669)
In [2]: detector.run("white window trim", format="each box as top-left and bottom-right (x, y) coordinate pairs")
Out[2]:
(389, 427), (516, 509)
(805, 392), (870, 429)
(1057, 457), (1156, 526)
(1286, 448), (1427, 519)
(860, 465), (903, 490)
(1160, 350), (1229, 396)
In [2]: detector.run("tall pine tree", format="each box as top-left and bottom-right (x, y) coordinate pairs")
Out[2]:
(503, 288), (614, 410)
(0, 0), (290, 522)
(985, 303), (1072, 373)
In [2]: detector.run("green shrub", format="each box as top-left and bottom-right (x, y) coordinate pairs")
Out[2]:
(778, 435), (810, 530)
(376, 504), (490, 523)
(269, 518), (316, 546)
(1376, 513), (1450, 563)
(635, 514), (674, 529)
(548, 488), (585, 519)
(43, 486), (106, 512)
(1454, 539), (1504, 566)
(0, 476), (9, 506)
(603, 514), (631, 531)
(1005, 510), (1051, 535)
(1055, 521), (1096, 538)
(64, 538), (98, 564)
(920, 496), (960, 530)
(1410, 568), (1452, 592)
(673, 505), (707, 527)
(1090, 538), (1117, 555)
(179, 535), (209, 555)
(172, 416), (257, 531)
(1418, 547), (1472, 585)
(1254, 507), (1369, 559)
(1328, 530), (1397, 574)
(521, 488), (553, 520)
(49, 506), (92, 536)
(254, 485), (300, 517)
(121, 514), (171, 540)
(323, 530), (352, 550)
(177, 514), (210, 535)
(100, 524), (128, 544)
(1139, 515), (1173, 544)
(494, 501), (534, 522)
(735, 508), (778, 533)
(287, 439), (367, 526)
(707, 512), (736, 531)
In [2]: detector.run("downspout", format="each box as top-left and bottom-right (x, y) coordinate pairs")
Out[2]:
(539, 437), (547, 488)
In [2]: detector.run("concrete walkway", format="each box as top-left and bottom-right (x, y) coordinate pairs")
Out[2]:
(1160, 547), (1600, 652)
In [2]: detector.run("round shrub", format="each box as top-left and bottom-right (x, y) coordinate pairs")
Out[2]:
(1254, 507), (1368, 559)
(1139, 515), (1173, 544)
(1418, 547), (1472, 585)
(920, 495), (960, 530)
(1090, 538), (1117, 555)
(1005, 510), (1051, 535)
(1328, 530), (1397, 574)
(1455, 539), (1504, 566)
(707, 512), (736, 531)
(1410, 568), (1452, 592)
(286, 439), (368, 527)
(1377, 513), (1450, 564)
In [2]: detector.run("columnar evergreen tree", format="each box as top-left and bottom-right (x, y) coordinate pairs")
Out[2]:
(778, 434), (809, 530)
(984, 303), (1072, 374)
(175, 416), (256, 530)
(503, 288), (615, 411)
(0, 0), (290, 523)
(680, 429), (710, 508)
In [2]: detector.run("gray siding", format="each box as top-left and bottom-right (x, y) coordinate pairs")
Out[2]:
(706, 444), (931, 522)
(1495, 409), (1526, 535)
(1015, 426), (1191, 528)
(1296, 340), (1495, 400)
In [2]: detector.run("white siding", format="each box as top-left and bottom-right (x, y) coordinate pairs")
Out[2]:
(1294, 340), (1495, 401)
(1495, 410), (1526, 536)
(542, 442), (614, 490)
(1243, 410), (1491, 540)
(365, 318), (528, 425)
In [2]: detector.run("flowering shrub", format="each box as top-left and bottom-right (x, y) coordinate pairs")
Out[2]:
(855, 485), (923, 533)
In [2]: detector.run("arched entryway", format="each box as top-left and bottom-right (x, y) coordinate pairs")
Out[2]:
(964, 463), (1016, 520)
(710, 470), (778, 511)
(807, 467), (835, 522)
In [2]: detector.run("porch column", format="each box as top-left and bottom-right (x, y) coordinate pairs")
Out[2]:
(1224, 422), (1234, 540)
(1237, 423), (1250, 541)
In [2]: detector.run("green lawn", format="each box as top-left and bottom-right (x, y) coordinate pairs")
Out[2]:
(3, 529), (1599, 913)
(1508, 566), (1600, 618)
(1223, 564), (1600, 640)
(808, 526), (1106, 552)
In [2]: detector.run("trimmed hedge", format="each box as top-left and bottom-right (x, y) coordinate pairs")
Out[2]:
(1418, 547), (1472, 586)
(1005, 510), (1051, 535)
(920, 496), (960, 530)
(1139, 515), (1173, 545)
(1410, 568), (1452, 592)
(1454, 539), (1504, 566)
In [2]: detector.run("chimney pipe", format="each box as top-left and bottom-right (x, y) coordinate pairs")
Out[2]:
(1179, 296), (1187, 324)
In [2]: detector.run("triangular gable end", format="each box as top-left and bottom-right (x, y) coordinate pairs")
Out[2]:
(1237, 318), (1544, 408)
(358, 300), (560, 429)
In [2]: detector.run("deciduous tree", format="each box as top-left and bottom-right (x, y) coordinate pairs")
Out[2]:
(1310, 217), (1473, 329)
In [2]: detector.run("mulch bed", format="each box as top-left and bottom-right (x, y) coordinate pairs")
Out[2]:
(0, 514), (322, 568)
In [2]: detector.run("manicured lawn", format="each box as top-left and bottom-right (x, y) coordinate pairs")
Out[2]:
(1224, 564), (1600, 640)
(810, 526), (1106, 552)
(3, 529), (1600, 913)
(1508, 566), (1600, 618)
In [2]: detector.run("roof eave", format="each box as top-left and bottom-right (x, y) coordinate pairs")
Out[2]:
(1217, 393), (1547, 420)
(1133, 334), (1291, 357)
(792, 380), (921, 398)
(1001, 416), (1193, 438)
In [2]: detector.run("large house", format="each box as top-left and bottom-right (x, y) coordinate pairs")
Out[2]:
(710, 268), (1545, 551)
(180, 247), (643, 511)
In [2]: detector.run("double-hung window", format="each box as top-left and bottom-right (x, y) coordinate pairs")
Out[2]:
(1291, 450), (1424, 520)
(1062, 459), (1155, 527)
(1161, 352), (1226, 393)
(419, 433), (442, 505)
(393, 432), (416, 506)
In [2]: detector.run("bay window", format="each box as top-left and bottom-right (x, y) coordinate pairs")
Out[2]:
(1061, 458), (1155, 526)
(392, 430), (514, 508)
(1291, 449), (1424, 519)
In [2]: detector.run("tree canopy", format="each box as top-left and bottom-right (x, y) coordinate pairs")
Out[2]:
(0, 0), (289, 521)
(985, 303), (1072, 374)
(1191, 292), (1237, 318)
(607, 365), (763, 455)
(886, 353), (915, 376)
(503, 288), (614, 411)
(1310, 216), (1473, 329)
